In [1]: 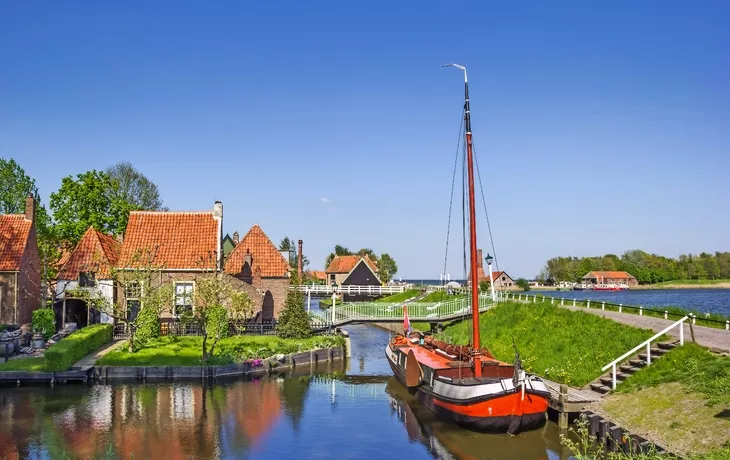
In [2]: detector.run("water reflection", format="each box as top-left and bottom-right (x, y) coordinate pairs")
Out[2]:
(385, 379), (573, 460)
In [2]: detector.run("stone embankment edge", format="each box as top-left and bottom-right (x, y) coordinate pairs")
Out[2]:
(1, 343), (349, 385)
(580, 410), (676, 458)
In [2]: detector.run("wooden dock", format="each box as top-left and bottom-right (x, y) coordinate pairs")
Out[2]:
(542, 378), (603, 428)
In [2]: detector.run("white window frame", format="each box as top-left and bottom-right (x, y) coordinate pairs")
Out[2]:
(173, 281), (195, 317)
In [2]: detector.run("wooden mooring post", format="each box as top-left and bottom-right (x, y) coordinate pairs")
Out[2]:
(558, 384), (569, 429)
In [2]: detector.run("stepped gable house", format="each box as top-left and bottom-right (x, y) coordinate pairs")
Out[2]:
(0, 196), (41, 325)
(116, 201), (224, 320)
(55, 227), (122, 327)
(224, 225), (290, 320)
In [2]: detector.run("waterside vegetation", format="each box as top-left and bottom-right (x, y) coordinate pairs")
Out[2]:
(435, 300), (659, 386)
(96, 335), (345, 367)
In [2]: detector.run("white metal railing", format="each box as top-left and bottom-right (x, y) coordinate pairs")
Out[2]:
(310, 294), (497, 326)
(601, 316), (688, 390)
(295, 285), (410, 295)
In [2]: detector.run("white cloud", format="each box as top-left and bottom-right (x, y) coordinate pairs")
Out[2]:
(320, 197), (330, 203)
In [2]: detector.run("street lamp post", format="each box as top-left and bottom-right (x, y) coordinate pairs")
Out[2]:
(331, 282), (338, 324)
(485, 253), (496, 303)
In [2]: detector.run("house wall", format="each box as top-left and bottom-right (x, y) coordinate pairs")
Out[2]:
(0, 272), (18, 324)
(16, 226), (41, 325)
(114, 271), (290, 321)
(493, 275), (517, 290)
(328, 273), (348, 286)
(56, 279), (115, 324)
(342, 262), (380, 286)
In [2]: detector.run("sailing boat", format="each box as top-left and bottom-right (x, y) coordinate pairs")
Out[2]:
(386, 64), (550, 434)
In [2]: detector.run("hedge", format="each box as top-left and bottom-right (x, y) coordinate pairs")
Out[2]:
(44, 324), (113, 372)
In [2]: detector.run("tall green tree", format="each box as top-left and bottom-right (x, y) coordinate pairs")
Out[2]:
(105, 161), (166, 211)
(276, 276), (312, 339)
(50, 170), (138, 245)
(325, 245), (353, 268)
(377, 253), (398, 283)
(279, 236), (309, 270)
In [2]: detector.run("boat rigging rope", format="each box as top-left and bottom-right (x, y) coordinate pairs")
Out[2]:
(442, 108), (465, 286)
(472, 139), (500, 272)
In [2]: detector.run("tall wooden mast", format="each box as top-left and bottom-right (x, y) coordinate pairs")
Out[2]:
(444, 63), (481, 377)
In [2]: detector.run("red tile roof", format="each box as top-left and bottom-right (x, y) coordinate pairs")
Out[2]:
(0, 215), (33, 271)
(309, 270), (327, 281)
(58, 227), (122, 279)
(583, 271), (636, 280)
(326, 255), (378, 274)
(225, 225), (289, 278)
(119, 212), (219, 269)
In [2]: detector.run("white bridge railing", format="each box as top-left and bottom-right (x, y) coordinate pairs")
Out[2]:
(295, 284), (411, 295)
(601, 316), (688, 390)
(311, 294), (495, 326)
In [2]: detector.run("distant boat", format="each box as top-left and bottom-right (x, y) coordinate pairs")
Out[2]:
(593, 283), (629, 291)
(572, 283), (592, 291)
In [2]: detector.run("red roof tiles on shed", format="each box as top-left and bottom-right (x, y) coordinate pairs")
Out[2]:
(0, 215), (33, 271)
(224, 225), (289, 278)
(119, 211), (219, 270)
(58, 227), (122, 279)
(325, 255), (378, 274)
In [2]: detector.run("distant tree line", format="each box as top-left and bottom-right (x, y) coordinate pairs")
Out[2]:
(538, 250), (730, 285)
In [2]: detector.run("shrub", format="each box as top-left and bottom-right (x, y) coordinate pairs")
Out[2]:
(479, 281), (490, 293)
(44, 324), (112, 372)
(276, 284), (312, 339)
(32, 308), (56, 340)
(133, 306), (159, 349)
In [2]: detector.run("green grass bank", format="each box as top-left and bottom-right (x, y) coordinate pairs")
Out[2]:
(435, 300), (658, 386)
(593, 343), (730, 458)
(97, 335), (345, 367)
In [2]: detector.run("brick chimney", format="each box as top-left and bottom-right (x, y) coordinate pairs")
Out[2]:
(232, 231), (239, 245)
(297, 239), (303, 281)
(478, 249), (483, 268)
(24, 196), (35, 221)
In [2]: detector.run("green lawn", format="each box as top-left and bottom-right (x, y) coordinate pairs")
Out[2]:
(436, 300), (659, 386)
(595, 344), (730, 457)
(420, 291), (465, 303)
(373, 289), (422, 303)
(96, 335), (345, 367)
(650, 279), (730, 286)
(0, 356), (47, 372)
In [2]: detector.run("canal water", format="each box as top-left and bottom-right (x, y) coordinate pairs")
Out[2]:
(0, 302), (576, 460)
(532, 288), (730, 316)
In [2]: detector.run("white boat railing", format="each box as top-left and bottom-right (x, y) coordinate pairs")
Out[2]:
(601, 316), (688, 390)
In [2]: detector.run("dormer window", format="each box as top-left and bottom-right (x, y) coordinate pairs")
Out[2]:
(79, 272), (96, 287)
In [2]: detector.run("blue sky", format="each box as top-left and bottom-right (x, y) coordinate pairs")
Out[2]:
(1, 1), (728, 279)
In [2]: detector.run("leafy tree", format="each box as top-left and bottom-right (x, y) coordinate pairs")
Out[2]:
(376, 253), (398, 283)
(105, 161), (166, 211)
(279, 236), (309, 270)
(75, 247), (173, 352)
(190, 271), (253, 361)
(50, 170), (138, 245)
(357, 248), (378, 262)
(515, 278), (530, 291)
(479, 280), (490, 293)
(276, 277), (312, 339)
(325, 245), (353, 268)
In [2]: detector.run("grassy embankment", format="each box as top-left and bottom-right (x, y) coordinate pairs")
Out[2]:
(523, 293), (730, 330)
(97, 335), (345, 367)
(320, 289), (422, 308)
(590, 343), (730, 458)
(637, 279), (730, 289)
(433, 300), (659, 387)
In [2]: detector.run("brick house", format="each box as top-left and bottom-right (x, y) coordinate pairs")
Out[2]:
(116, 202), (225, 320)
(0, 196), (41, 325)
(224, 225), (291, 320)
(582, 271), (638, 287)
(55, 226), (122, 327)
(469, 249), (517, 290)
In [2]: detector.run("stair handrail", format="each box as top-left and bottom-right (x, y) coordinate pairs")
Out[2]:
(601, 315), (688, 390)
